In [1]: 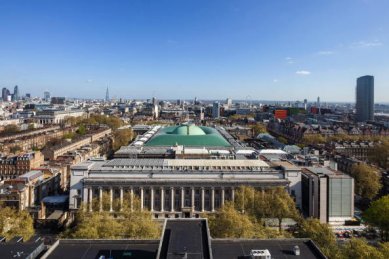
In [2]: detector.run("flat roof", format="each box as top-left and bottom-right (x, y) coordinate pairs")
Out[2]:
(211, 239), (326, 259)
(44, 240), (159, 259)
(0, 240), (45, 259)
(158, 219), (211, 259)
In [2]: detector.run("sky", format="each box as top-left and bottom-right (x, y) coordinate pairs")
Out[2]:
(0, 0), (388, 102)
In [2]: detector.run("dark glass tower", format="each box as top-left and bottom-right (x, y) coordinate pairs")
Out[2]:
(355, 75), (374, 122)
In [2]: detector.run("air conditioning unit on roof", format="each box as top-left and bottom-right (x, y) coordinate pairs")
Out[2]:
(250, 249), (271, 259)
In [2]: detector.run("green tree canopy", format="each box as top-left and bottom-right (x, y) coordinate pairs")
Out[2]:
(363, 195), (389, 241)
(113, 128), (133, 151)
(369, 141), (389, 170)
(68, 195), (160, 239)
(263, 187), (300, 231)
(2, 124), (20, 134)
(251, 123), (267, 135)
(207, 202), (256, 238)
(301, 134), (326, 145)
(295, 218), (339, 258)
(351, 163), (381, 200)
(341, 238), (384, 259)
(0, 206), (34, 241)
(234, 186), (299, 232)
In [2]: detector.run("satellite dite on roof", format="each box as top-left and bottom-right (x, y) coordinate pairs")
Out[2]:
(250, 249), (271, 259)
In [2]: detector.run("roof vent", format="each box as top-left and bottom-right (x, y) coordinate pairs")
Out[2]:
(250, 249), (271, 259)
(294, 245), (300, 256)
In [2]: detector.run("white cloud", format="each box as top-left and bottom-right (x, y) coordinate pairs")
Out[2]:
(351, 40), (383, 48)
(273, 79), (279, 83)
(285, 57), (295, 64)
(317, 50), (334, 55)
(296, 70), (311, 75)
(86, 79), (93, 83)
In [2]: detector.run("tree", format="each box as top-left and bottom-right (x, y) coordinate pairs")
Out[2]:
(251, 123), (267, 136)
(301, 134), (326, 145)
(207, 202), (256, 238)
(10, 145), (22, 154)
(2, 124), (19, 134)
(295, 218), (340, 258)
(379, 242), (389, 258)
(68, 196), (160, 239)
(27, 123), (35, 131)
(77, 124), (87, 135)
(341, 238), (384, 259)
(351, 163), (381, 200)
(278, 136), (288, 144)
(363, 195), (389, 241)
(234, 186), (257, 215)
(113, 128), (133, 151)
(369, 141), (389, 170)
(0, 206), (34, 241)
(263, 187), (299, 232)
(122, 210), (160, 239)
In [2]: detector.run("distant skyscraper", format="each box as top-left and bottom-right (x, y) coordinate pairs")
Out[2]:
(317, 96), (321, 115)
(2, 87), (9, 101)
(303, 99), (308, 110)
(226, 98), (232, 109)
(356, 75), (374, 122)
(152, 97), (158, 106)
(212, 102), (220, 118)
(13, 85), (19, 101)
(44, 91), (51, 102)
(105, 87), (109, 102)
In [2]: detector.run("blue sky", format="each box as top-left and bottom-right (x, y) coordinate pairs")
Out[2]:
(0, 0), (388, 102)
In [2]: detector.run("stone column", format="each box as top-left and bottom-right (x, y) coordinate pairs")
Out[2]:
(221, 187), (225, 207)
(99, 187), (103, 212)
(191, 187), (195, 212)
(130, 187), (134, 212)
(83, 188), (88, 210)
(150, 187), (154, 212)
(181, 187), (184, 209)
(170, 187), (174, 212)
(109, 187), (113, 212)
(201, 187), (205, 212)
(88, 187), (93, 212)
(140, 187), (144, 211)
(211, 187), (215, 212)
(160, 187), (165, 212)
(119, 187), (123, 211)
(231, 187), (235, 202)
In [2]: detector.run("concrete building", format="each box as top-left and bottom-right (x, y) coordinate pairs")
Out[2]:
(35, 109), (85, 124)
(2, 87), (10, 101)
(301, 166), (354, 224)
(44, 91), (51, 102)
(69, 125), (302, 217)
(212, 102), (220, 118)
(356, 75), (374, 122)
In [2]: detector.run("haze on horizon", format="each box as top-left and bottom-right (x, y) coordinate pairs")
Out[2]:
(0, 0), (388, 102)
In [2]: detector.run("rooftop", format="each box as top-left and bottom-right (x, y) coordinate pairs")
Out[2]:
(41, 219), (326, 259)
(145, 125), (231, 147)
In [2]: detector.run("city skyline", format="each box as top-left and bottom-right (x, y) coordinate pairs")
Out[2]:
(1, 0), (389, 101)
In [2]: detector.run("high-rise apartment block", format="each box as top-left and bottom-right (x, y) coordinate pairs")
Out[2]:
(44, 91), (51, 102)
(212, 102), (220, 118)
(355, 75), (374, 122)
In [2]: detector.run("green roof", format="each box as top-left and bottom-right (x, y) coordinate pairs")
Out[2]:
(145, 125), (231, 147)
